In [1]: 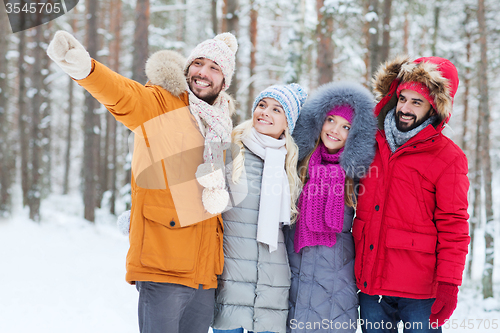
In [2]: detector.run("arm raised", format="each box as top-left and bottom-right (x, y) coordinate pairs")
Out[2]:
(47, 31), (92, 80)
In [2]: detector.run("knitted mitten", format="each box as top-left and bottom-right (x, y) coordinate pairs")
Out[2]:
(47, 31), (92, 80)
(429, 282), (459, 327)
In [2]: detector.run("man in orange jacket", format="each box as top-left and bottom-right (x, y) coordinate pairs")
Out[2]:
(47, 31), (238, 333)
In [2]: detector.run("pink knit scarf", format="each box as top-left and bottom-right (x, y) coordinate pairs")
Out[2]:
(294, 142), (346, 253)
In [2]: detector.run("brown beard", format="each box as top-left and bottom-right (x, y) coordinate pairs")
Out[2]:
(187, 76), (223, 105)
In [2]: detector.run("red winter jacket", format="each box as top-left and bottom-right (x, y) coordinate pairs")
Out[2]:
(352, 56), (470, 299)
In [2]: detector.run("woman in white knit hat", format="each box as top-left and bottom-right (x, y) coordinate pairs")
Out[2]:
(212, 84), (307, 333)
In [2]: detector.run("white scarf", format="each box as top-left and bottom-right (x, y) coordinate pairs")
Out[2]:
(242, 128), (291, 253)
(188, 88), (233, 214)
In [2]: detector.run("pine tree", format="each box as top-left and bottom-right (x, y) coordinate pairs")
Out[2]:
(477, 0), (494, 299)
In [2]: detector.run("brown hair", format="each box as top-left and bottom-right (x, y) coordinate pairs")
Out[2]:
(298, 139), (356, 208)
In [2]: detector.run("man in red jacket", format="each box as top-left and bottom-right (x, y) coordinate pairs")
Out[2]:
(352, 56), (470, 332)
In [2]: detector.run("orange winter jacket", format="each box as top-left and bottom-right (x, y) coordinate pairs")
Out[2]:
(76, 53), (227, 289)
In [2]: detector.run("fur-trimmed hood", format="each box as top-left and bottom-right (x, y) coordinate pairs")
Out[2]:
(144, 50), (235, 114)
(372, 56), (459, 128)
(292, 82), (377, 179)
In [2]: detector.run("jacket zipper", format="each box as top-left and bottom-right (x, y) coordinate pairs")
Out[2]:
(369, 132), (438, 292)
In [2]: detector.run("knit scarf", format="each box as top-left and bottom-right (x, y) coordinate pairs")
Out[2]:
(188, 88), (232, 167)
(242, 127), (291, 253)
(294, 142), (345, 253)
(188, 88), (232, 213)
(384, 107), (436, 153)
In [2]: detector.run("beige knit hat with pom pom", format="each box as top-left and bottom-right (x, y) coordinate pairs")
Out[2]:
(184, 32), (238, 91)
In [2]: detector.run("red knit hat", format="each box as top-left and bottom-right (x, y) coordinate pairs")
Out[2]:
(396, 81), (436, 110)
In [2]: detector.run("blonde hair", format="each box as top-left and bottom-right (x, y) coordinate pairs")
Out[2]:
(231, 119), (302, 223)
(298, 138), (356, 208)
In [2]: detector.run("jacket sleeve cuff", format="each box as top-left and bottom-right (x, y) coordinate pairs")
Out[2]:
(73, 58), (96, 81)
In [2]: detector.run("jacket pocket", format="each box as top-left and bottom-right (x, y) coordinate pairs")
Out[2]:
(382, 228), (437, 294)
(351, 218), (366, 283)
(140, 205), (199, 273)
(386, 228), (437, 253)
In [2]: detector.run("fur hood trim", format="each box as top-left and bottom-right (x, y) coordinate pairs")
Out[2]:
(292, 82), (377, 179)
(372, 55), (457, 124)
(145, 50), (188, 97)
(145, 50), (235, 115)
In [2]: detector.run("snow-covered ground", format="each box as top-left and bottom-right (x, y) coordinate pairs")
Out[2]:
(0, 193), (138, 333)
(0, 191), (498, 333)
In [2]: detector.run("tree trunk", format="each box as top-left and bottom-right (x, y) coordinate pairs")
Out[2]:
(477, 0), (494, 299)
(403, 6), (409, 54)
(83, 0), (100, 222)
(222, 0), (228, 33)
(379, 0), (392, 64)
(284, 0), (305, 86)
(461, 7), (472, 152)
(109, 119), (118, 215)
(212, 0), (218, 35)
(63, 10), (79, 195)
(316, 0), (334, 85)
(132, 0), (149, 84)
(63, 78), (74, 195)
(28, 24), (45, 222)
(18, 28), (30, 208)
(224, 0), (240, 124)
(177, 0), (186, 51)
(0, 17), (13, 215)
(100, 111), (109, 209)
(246, 0), (258, 119)
(467, 94), (482, 281)
(431, 1), (441, 55)
(462, 6), (473, 281)
(363, 0), (370, 86)
(41, 25), (53, 197)
(368, 0), (380, 78)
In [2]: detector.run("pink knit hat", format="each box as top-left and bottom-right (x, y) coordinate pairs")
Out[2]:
(184, 33), (238, 91)
(396, 81), (437, 110)
(327, 104), (354, 124)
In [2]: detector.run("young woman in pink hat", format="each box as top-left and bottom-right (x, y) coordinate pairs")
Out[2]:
(285, 82), (376, 333)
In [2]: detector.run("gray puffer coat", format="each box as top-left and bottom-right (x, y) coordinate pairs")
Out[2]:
(284, 207), (357, 333)
(284, 82), (377, 333)
(213, 146), (291, 333)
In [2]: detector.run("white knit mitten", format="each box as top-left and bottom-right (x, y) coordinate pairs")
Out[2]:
(47, 31), (92, 80)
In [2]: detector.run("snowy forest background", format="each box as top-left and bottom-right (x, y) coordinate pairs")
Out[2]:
(0, 0), (499, 332)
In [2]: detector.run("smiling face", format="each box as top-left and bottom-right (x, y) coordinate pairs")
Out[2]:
(187, 58), (224, 105)
(252, 98), (288, 139)
(320, 115), (351, 154)
(395, 89), (434, 132)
